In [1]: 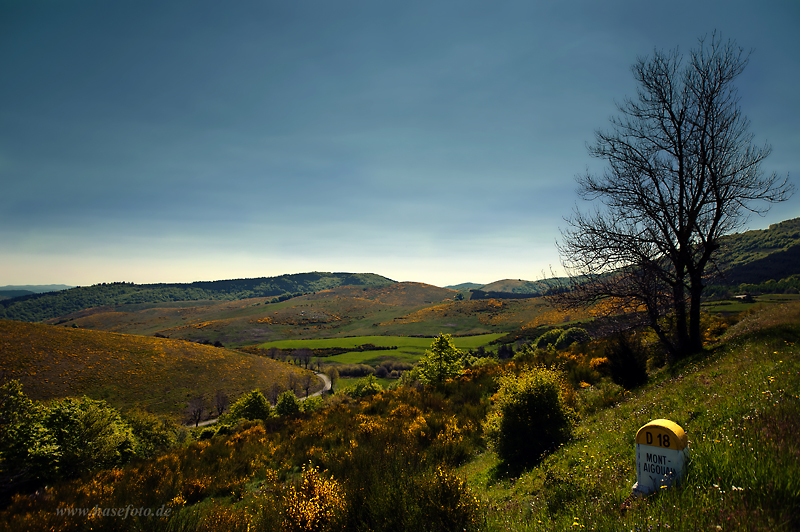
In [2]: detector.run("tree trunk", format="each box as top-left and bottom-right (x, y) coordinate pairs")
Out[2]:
(688, 272), (705, 353)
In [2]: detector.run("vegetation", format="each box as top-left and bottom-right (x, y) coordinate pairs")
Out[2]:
(483, 365), (577, 467)
(558, 35), (793, 359)
(0, 272), (394, 322)
(416, 334), (465, 387)
(0, 320), (314, 421)
(0, 300), (798, 530)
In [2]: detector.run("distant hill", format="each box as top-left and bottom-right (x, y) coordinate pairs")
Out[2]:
(0, 290), (34, 301)
(0, 284), (74, 293)
(444, 282), (483, 291)
(0, 285), (73, 301)
(714, 218), (800, 286)
(0, 272), (395, 323)
(0, 319), (311, 421)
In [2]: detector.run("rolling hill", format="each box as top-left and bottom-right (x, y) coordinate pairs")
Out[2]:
(0, 272), (394, 322)
(0, 319), (314, 421)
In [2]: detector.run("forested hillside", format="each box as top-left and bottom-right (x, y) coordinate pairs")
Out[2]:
(0, 272), (394, 322)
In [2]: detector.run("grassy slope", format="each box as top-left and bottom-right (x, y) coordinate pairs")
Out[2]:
(0, 320), (313, 421)
(464, 301), (800, 531)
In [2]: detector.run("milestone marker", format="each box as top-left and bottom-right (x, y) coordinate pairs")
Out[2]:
(632, 419), (689, 496)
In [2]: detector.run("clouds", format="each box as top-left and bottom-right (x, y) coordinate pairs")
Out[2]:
(1, 0), (798, 286)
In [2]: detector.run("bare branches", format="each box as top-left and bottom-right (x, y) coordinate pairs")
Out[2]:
(558, 34), (793, 358)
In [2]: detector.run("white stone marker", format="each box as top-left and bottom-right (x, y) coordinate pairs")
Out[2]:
(632, 418), (689, 496)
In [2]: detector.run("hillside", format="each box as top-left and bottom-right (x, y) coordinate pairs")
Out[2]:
(26, 282), (461, 345)
(0, 319), (314, 421)
(0, 272), (394, 322)
(3, 302), (798, 531)
(712, 217), (800, 287)
(478, 278), (557, 294)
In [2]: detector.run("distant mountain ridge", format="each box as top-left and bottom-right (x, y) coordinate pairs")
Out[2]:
(0, 272), (394, 322)
(3, 218), (798, 324)
(0, 284), (74, 292)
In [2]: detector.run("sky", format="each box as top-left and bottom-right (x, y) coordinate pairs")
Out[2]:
(1, 0), (798, 288)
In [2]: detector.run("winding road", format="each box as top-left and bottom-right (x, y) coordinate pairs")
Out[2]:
(189, 372), (331, 427)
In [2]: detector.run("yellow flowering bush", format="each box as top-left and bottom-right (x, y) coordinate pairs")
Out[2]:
(282, 465), (346, 532)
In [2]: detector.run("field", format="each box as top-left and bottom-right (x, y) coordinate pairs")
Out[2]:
(257, 333), (505, 363)
(0, 320), (316, 421)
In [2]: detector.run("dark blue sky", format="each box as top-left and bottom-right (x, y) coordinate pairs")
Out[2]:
(2, 0), (798, 286)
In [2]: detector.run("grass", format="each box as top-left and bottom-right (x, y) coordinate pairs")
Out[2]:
(461, 301), (800, 531)
(258, 333), (505, 366)
(0, 319), (314, 421)
(3, 302), (799, 530)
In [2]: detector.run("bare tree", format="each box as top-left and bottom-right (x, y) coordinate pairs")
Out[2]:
(295, 348), (312, 369)
(186, 396), (206, 427)
(300, 372), (316, 398)
(214, 390), (228, 417)
(324, 366), (339, 394)
(268, 381), (284, 405)
(558, 34), (792, 359)
(287, 373), (299, 396)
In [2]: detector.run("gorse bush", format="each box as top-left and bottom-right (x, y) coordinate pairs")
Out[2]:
(484, 366), (578, 466)
(282, 464), (346, 532)
(0, 364), (496, 532)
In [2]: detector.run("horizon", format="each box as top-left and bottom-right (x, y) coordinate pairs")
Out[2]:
(3, 1), (798, 288)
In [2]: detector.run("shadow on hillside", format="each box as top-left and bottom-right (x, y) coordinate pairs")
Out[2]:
(485, 451), (551, 485)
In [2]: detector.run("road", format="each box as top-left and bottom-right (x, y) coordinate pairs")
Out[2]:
(188, 372), (331, 428)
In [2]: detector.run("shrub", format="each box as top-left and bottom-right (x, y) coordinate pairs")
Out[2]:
(606, 333), (649, 389)
(0, 380), (58, 496)
(555, 327), (591, 349)
(43, 396), (137, 479)
(348, 375), (383, 398)
(483, 366), (577, 465)
(301, 395), (323, 413)
(535, 328), (564, 349)
(282, 464), (346, 532)
(226, 390), (272, 422)
(275, 390), (301, 417)
(123, 409), (177, 459)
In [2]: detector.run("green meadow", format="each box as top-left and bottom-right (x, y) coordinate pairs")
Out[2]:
(258, 333), (505, 364)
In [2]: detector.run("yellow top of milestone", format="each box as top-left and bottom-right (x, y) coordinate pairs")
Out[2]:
(635, 419), (688, 450)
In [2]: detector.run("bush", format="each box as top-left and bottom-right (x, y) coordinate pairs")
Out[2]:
(606, 333), (649, 389)
(226, 390), (272, 422)
(122, 409), (177, 459)
(484, 366), (577, 465)
(535, 328), (564, 349)
(283, 464), (346, 532)
(555, 327), (591, 349)
(275, 390), (301, 417)
(348, 375), (383, 399)
(0, 380), (58, 496)
(43, 396), (137, 479)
